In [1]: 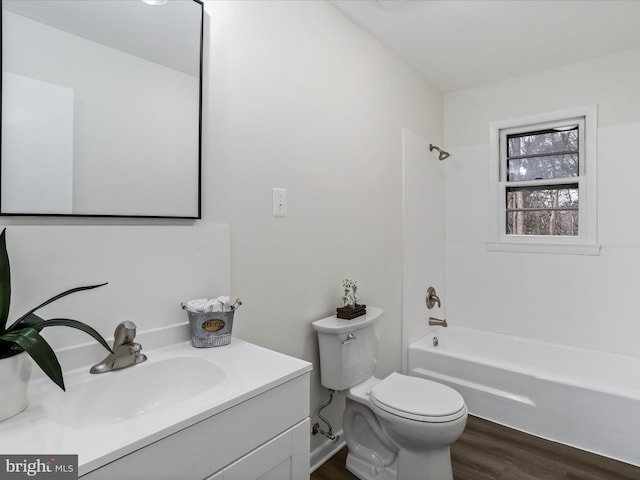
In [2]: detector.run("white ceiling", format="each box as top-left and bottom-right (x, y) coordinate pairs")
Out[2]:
(3, 0), (201, 76)
(331, 0), (640, 92)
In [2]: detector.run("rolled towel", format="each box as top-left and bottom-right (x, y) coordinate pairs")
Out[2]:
(185, 298), (208, 312)
(182, 296), (233, 313)
(203, 299), (223, 313)
(216, 296), (231, 311)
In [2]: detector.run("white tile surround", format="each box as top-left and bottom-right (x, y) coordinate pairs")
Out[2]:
(440, 47), (640, 357)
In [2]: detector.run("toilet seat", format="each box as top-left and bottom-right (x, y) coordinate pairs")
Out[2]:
(370, 372), (466, 423)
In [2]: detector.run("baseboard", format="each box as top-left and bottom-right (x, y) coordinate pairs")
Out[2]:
(309, 430), (345, 474)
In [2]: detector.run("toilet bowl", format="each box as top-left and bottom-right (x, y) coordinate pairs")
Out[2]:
(312, 308), (468, 480)
(343, 373), (467, 480)
(368, 373), (467, 480)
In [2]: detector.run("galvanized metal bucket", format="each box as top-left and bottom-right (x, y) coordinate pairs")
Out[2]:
(186, 310), (235, 348)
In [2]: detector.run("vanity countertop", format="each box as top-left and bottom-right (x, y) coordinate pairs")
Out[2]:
(0, 338), (312, 476)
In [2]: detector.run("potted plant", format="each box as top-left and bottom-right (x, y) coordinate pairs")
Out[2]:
(0, 228), (112, 421)
(337, 278), (366, 320)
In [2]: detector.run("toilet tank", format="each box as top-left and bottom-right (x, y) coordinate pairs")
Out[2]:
(311, 307), (383, 391)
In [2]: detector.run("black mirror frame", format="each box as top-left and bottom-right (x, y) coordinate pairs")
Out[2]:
(0, 0), (203, 219)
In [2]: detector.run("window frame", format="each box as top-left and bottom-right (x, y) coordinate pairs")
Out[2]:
(487, 106), (599, 255)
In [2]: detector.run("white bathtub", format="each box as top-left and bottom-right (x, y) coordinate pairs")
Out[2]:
(408, 327), (640, 466)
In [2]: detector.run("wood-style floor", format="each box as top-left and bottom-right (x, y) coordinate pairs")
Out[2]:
(311, 416), (640, 480)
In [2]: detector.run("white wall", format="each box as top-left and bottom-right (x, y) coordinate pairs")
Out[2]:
(0, 224), (230, 369)
(2, 73), (74, 214)
(444, 47), (640, 356)
(201, 0), (442, 452)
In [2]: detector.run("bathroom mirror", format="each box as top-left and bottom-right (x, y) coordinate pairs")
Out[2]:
(1, 0), (203, 218)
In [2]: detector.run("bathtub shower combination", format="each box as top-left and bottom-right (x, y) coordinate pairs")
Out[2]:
(408, 327), (640, 467)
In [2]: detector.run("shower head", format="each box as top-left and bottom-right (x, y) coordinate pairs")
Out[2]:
(429, 144), (450, 161)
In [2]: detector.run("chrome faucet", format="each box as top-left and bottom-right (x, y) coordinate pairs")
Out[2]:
(428, 317), (448, 328)
(90, 321), (147, 374)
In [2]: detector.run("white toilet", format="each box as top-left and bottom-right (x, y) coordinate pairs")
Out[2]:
(312, 307), (467, 480)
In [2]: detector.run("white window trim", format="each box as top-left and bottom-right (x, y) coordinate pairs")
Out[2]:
(487, 105), (600, 255)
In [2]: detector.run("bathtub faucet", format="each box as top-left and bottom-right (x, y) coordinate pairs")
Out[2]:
(429, 317), (448, 328)
(90, 321), (147, 374)
(425, 287), (441, 309)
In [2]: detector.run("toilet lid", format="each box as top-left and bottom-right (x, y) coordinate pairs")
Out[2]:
(370, 372), (466, 423)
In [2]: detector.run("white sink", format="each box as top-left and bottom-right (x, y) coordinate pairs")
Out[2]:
(44, 355), (225, 428)
(0, 338), (312, 476)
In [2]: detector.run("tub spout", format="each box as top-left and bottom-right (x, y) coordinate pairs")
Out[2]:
(429, 317), (447, 328)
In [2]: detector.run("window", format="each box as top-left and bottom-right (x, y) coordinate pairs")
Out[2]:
(488, 106), (599, 255)
(504, 123), (580, 236)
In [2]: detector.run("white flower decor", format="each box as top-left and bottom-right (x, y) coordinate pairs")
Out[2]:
(342, 279), (359, 307)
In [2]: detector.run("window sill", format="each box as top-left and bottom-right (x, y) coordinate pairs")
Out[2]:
(486, 241), (601, 256)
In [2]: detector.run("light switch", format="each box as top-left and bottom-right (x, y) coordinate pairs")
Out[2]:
(272, 188), (287, 217)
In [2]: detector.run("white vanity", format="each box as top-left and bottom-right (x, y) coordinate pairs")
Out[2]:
(0, 336), (312, 480)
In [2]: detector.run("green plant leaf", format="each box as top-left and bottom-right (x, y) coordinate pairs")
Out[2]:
(13, 312), (112, 353)
(7, 282), (108, 331)
(5, 312), (41, 330)
(31, 318), (113, 354)
(0, 229), (11, 333)
(0, 328), (65, 391)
